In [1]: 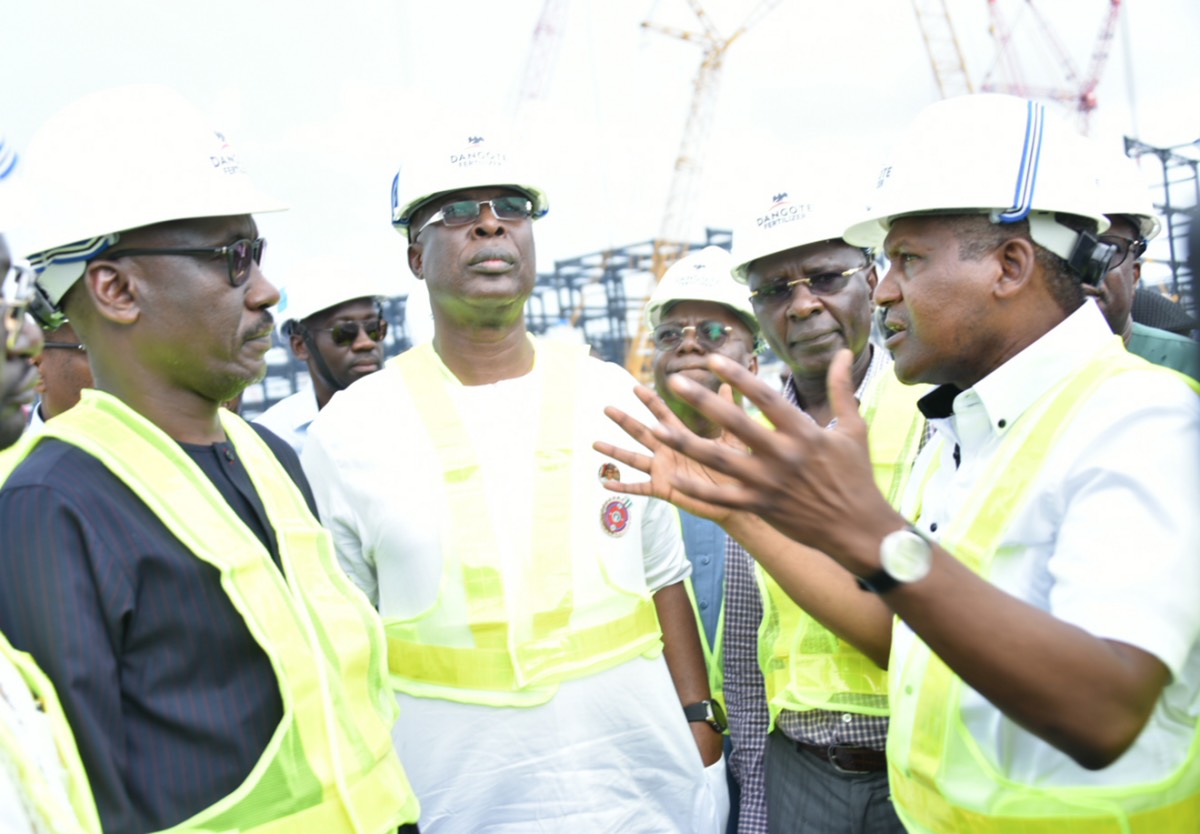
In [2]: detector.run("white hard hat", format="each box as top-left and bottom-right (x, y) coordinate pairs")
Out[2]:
(844, 94), (1111, 279)
(730, 187), (872, 283)
(1095, 147), (1161, 240)
(19, 84), (285, 311)
(646, 246), (760, 342)
(275, 259), (399, 336)
(390, 130), (548, 241)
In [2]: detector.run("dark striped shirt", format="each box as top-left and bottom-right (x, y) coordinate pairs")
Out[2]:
(0, 424), (314, 834)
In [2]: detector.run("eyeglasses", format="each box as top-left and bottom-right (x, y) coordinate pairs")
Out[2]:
(417, 196), (534, 236)
(1098, 235), (1147, 269)
(102, 237), (266, 287)
(42, 341), (86, 352)
(307, 318), (388, 347)
(748, 264), (870, 305)
(651, 320), (736, 352)
(2, 260), (36, 351)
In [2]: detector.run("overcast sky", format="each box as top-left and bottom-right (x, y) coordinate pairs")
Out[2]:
(3, 0), (1197, 334)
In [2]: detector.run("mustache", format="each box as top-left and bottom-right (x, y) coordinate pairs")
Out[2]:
(245, 314), (275, 340)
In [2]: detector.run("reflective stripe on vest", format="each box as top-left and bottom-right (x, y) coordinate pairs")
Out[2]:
(757, 365), (927, 727)
(890, 339), (1200, 833)
(0, 633), (101, 834)
(5, 391), (418, 833)
(384, 340), (662, 698)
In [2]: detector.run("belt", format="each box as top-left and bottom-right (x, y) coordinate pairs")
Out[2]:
(795, 741), (888, 774)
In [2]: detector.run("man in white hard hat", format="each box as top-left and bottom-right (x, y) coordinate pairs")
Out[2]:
(255, 263), (396, 454)
(0, 135), (103, 834)
(627, 95), (1200, 833)
(1088, 150), (1200, 380)
(600, 188), (925, 834)
(303, 130), (726, 832)
(643, 245), (763, 831)
(0, 86), (418, 834)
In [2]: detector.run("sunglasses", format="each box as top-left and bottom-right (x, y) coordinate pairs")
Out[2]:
(2, 260), (35, 351)
(309, 318), (388, 347)
(651, 320), (736, 352)
(42, 341), (86, 352)
(102, 237), (266, 287)
(417, 196), (534, 236)
(749, 263), (869, 305)
(1098, 235), (1147, 269)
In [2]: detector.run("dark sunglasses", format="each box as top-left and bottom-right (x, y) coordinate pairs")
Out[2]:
(42, 341), (87, 352)
(1098, 235), (1147, 269)
(417, 196), (534, 236)
(749, 263), (869, 305)
(309, 318), (388, 347)
(102, 237), (266, 287)
(651, 320), (735, 351)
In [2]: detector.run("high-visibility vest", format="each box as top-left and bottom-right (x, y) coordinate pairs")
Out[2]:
(0, 632), (101, 834)
(756, 366), (927, 728)
(383, 340), (663, 699)
(889, 338), (1200, 834)
(0, 390), (419, 833)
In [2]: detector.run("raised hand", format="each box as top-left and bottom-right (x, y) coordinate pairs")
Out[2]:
(594, 384), (748, 524)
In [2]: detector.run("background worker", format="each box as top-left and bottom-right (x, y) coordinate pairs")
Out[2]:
(304, 130), (726, 833)
(600, 186), (925, 834)
(634, 94), (1200, 834)
(0, 85), (418, 834)
(255, 262), (395, 454)
(1088, 150), (1200, 379)
(645, 244), (763, 834)
(27, 318), (91, 428)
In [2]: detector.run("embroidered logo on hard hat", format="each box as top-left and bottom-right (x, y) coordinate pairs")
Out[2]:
(756, 192), (809, 231)
(601, 496), (632, 537)
(875, 165), (892, 190)
(450, 135), (506, 168)
(209, 132), (241, 176)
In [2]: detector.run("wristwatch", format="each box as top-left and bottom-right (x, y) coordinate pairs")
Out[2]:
(858, 525), (934, 594)
(683, 699), (728, 733)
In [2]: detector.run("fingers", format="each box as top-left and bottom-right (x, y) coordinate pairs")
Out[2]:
(592, 439), (653, 476)
(602, 404), (663, 451)
(826, 349), (869, 445)
(663, 369), (780, 458)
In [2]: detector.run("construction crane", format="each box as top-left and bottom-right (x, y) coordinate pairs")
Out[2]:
(909, 0), (975, 99)
(980, 0), (1123, 133)
(625, 0), (783, 380)
(512, 0), (571, 120)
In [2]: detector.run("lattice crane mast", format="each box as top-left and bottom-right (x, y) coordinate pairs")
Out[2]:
(626, 0), (782, 380)
(980, 0), (1123, 133)
(909, 0), (975, 99)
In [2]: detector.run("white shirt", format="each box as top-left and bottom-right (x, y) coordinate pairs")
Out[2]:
(896, 300), (1200, 789)
(303, 339), (724, 833)
(252, 388), (318, 457)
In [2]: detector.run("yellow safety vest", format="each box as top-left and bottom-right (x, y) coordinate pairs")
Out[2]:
(0, 390), (419, 833)
(383, 340), (663, 700)
(889, 338), (1200, 833)
(756, 365), (927, 728)
(0, 632), (101, 834)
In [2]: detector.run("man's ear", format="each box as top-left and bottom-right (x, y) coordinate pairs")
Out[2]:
(289, 331), (310, 361)
(993, 236), (1037, 300)
(83, 260), (139, 325)
(407, 242), (424, 280)
(1132, 260), (1142, 287)
(865, 263), (879, 298)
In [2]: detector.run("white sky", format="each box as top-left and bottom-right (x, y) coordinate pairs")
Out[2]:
(3, 0), (1198, 330)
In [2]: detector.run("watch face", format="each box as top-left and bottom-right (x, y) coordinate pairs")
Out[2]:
(881, 529), (933, 583)
(710, 698), (728, 731)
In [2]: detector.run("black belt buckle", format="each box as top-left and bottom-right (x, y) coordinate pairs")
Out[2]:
(826, 745), (872, 775)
